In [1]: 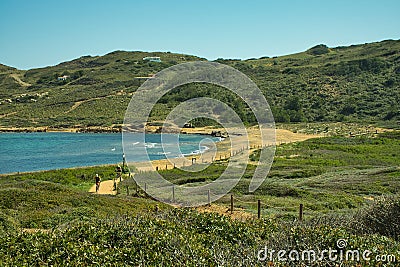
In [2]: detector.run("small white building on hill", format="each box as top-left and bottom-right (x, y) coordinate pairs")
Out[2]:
(143, 56), (161, 62)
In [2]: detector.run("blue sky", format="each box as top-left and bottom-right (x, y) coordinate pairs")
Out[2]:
(1, 0), (399, 69)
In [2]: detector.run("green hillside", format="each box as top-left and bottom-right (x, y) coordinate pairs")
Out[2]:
(218, 40), (400, 125)
(0, 40), (399, 129)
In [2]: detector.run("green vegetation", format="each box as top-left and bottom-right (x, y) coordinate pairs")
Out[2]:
(3, 165), (117, 191)
(0, 51), (204, 128)
(307, 44), (330, 55)
(223, 40), (400, 126)
(1, 40), (399, 129)
(0, 165), (161, 229)
(133, 131), (399, 219)
(1, 208), (399, 266)
(1, 133), (398, 265)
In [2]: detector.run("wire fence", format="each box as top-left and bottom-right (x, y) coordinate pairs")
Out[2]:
(114, 141), (306, 221)
(133, 143), (277, 173)
(118, 174), (306, 222)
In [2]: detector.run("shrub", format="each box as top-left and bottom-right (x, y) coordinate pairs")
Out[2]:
(307, 44), (330, 55)
(350, 195), (400, 240)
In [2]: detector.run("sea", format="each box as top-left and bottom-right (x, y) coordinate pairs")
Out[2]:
(0, 132), (220, 174)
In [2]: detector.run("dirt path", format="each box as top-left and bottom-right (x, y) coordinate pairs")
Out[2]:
(9, 73), (31, 87)
(67, 100), (85, 113)
(0, 111), (17, 119)
(65, 96), (108, 114)
(65, 92), (126, 114)
(196, 204), (255, 221)
(276, 128), (322, 144)
(88, 178), (122, 195)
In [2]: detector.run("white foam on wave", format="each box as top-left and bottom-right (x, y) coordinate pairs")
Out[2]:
(156, 151), (171, 155)
(145, 142), (158, 148)
(201, 145), (210, 152)
(181, 145), (211, 156)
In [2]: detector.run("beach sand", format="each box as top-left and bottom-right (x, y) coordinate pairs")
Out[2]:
(131, 126), (323, 172)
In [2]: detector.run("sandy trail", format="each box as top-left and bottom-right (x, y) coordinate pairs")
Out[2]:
(0, 111), (17, 119)
(89, 178), (121, 195)
(9, 73), (31, 87)
(65, 96), (109, 114)
(196, 204), (254, 221)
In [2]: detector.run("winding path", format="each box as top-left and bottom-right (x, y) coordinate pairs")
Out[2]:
(65, 96), (108, 114)
(10, 73), (31, 87)
(88, 178), (123, 195)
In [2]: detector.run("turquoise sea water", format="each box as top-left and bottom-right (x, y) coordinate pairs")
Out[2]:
(0, 133), (219, 174)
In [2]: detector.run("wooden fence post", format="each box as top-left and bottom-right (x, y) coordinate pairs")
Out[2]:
(299, 203), (303, 222)
(230, 194), (234, 213)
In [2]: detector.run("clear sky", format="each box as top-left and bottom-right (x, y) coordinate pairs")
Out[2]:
(1, 0), (399, 70)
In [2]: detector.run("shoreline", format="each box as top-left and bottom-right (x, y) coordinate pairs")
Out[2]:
(0, 127), (324, 175)
(0, 125), (225, 136)
(0, 126), (121, 133)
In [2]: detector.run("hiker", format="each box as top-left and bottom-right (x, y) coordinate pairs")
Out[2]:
(116, 165), (122, 182)
(113, 175), (117, 191)
(122, 153), (126, 168)
(95, 174), (101, 193)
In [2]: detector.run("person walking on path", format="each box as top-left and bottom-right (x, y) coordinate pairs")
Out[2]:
(116, 165), (122, 182)
(95, 174), (101, 193)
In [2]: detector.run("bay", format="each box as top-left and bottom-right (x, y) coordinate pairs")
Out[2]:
(0, 132), (220, 174)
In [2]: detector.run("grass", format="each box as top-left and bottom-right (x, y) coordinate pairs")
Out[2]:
(2, 165), (118, 191)
(0, 178), (164, 230)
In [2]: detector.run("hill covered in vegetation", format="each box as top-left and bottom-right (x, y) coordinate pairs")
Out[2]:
(0, 40), (399, 129)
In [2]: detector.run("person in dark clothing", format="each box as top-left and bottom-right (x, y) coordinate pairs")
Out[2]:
(95, 174), (101, 193)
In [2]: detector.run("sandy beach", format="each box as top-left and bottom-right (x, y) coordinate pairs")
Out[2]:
(131, 126), (323, 172)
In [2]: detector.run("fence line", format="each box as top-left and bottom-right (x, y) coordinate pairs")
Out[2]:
(133, 143), (275, 172)
(121, 177), (306, 221)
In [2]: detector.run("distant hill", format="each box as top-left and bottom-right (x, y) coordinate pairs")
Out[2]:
(0, 63), (17, 73)
(0, 40), (399, 129)
(216, 40), (400, 126)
